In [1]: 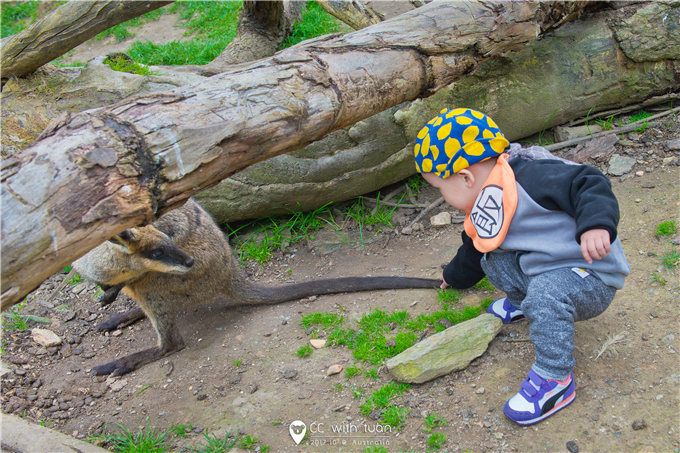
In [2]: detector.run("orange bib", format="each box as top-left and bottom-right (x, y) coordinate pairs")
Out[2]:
(464, 153), (518, 253)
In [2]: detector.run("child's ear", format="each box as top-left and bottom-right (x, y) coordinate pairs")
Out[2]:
(458, 169), (476, 188)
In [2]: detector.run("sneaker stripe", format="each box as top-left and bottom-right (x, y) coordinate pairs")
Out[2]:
(541, 381), (574, 414)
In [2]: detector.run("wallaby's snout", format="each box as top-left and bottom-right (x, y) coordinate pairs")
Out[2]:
(184, 257), (195, 268)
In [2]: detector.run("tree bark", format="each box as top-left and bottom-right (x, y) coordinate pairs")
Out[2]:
(208, 1), (303, 68)
(0, 1), (173, 82)
(1, 1), (597, 310)
(316, 1), (384, 31)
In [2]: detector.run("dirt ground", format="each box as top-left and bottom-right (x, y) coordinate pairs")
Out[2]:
(2, 5), (680, 453)
(2, 126), (679, 453)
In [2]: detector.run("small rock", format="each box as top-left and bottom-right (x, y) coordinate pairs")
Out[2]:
(566, 441), (579, 453)
(14, 368), (26, 376)
(401, 227), (413, 235)
(232, 397), (246, 407)
(641, 333), (650, 341)
(608, 154), (636, 176)
(326, 364), (343, 376)
(31, 329), (62, 347)
(632, 419), (647, 430)
(85, 314), (98, 322)
(446, 387), (454, 396)
(310, 339), (326, 349)
(590, 413), (600, 421)
(635, 171), (644, 177)
(554, 125), (603, 142)
(63, 312), (77, 322)
(662, 156), (678, 166)
(228, 375), (241, 385)
(650, 311), (658, 318)
(246, 384), (258, 394)
(106, 378), (128, 392)
(665, 138), (680, 150)
(430, 212), (452, 227)
(111, 330), (122, 337)
(369, 409), (382, 420)
(475, 387), (485, 394)
(284, 369), (298, 379)
(9, 356), (28, 365)
(38, 300), (55, 309)
(298, 393), (306, 399)
(71, 283), (88, 294)
(196, 394), (207, 401)
(439, 319), (454, 329)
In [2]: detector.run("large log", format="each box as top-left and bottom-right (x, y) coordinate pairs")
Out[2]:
(0, 1), (173, 81)
(0, 1), (596, 310)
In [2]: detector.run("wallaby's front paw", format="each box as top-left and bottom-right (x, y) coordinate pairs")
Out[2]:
(96, 317), (120, 332)
(91, 359), (135, 377)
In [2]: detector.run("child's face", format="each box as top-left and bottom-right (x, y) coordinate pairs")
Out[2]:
(422, 171), (479, 214)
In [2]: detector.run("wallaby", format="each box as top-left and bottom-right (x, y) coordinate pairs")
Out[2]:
(73, 198), (439, 376)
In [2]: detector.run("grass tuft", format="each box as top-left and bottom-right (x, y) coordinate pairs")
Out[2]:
(104, 419), (171, 453)
(656, 220), (677, 237)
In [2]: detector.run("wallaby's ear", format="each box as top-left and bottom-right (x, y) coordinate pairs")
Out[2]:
(107, 229), (139, 252)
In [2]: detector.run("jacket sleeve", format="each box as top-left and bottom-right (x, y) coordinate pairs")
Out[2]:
(513, 160), (620, 244)
(442, 230), (486, 289)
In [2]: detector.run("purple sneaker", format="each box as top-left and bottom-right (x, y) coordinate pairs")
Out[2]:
(503, 370), (575, 425)
(487, 297), (526, 323)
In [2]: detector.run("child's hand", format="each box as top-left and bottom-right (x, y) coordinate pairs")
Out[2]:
(580, 229), (611, 264)
(438, 274), (450, 290)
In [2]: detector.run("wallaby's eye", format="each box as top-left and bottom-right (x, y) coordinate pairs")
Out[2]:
(152, 250), (164, 259)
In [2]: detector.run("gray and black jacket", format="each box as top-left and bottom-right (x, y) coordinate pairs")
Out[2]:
(443, 158), (631, 290)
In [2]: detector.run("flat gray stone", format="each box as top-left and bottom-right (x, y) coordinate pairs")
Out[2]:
(1, 413), (110, 453)
(665, 138), (680, 150)
(608, 154), (636, 176)
(386, 314), (502, 384)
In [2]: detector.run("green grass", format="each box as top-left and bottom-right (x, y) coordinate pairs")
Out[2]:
(234, 359), (242, 367)
(473, 276), (495, 292)
(363, 446), (390, 453)
(406, 174), (425, 196)
(379, 405), (411, 430)
(238, 434), (259, 450)
(427, 432), (447, 450)
(104, 54), (159, 76)
(358, 382), (411, 429)
(194, 430), (238, 453)
(423, 413), (447, 433)
(297, 343), (313, 358)
(652, 272), (667, 286)
(3, 298), (29, 330)
(629, 110), (653, 123)
(364, 367), (379, 380)
(345, 364), (361, 379)
(302, 298), (490, 365)
(595, 115), (615, 131)
(104, 420), (171, 453)
(661, 244), (679, 270)
(67, 271), (85, 286)
(170, 423), (193, 438)
(126, 1), (347, 66)
(281, 1), (348, 48)
(656, 220), (677, 237)
(538, 108), (557, 146)
(1, 0), (39, 38)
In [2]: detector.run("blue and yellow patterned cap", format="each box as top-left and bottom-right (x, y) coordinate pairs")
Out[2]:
(414, 108), (509, 178)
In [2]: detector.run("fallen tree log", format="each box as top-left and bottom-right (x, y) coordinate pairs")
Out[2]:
(0, 1), (173, 82)
(1, 1), (596, 309)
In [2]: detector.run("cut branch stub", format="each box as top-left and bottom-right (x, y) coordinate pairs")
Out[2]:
(1, 0), (596, 310)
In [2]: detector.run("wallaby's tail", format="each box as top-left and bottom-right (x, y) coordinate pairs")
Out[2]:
(242, 277), (440, 305)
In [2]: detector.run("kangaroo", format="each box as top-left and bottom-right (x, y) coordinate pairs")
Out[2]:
(73, 198), (439, 376)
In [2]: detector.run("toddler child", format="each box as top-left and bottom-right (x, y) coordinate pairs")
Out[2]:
(414, 108), (630, 425)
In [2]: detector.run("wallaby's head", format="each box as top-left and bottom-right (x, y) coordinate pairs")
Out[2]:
(108, 225), (195, 275)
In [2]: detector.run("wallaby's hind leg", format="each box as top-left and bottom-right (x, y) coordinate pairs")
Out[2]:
(92, 312), (185, 376)
(97, 307), (146, 332)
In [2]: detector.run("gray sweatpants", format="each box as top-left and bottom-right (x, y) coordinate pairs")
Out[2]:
(481, 251), (616, 381)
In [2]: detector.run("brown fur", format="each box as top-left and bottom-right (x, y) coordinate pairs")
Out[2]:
(74, 198), (439, 376)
